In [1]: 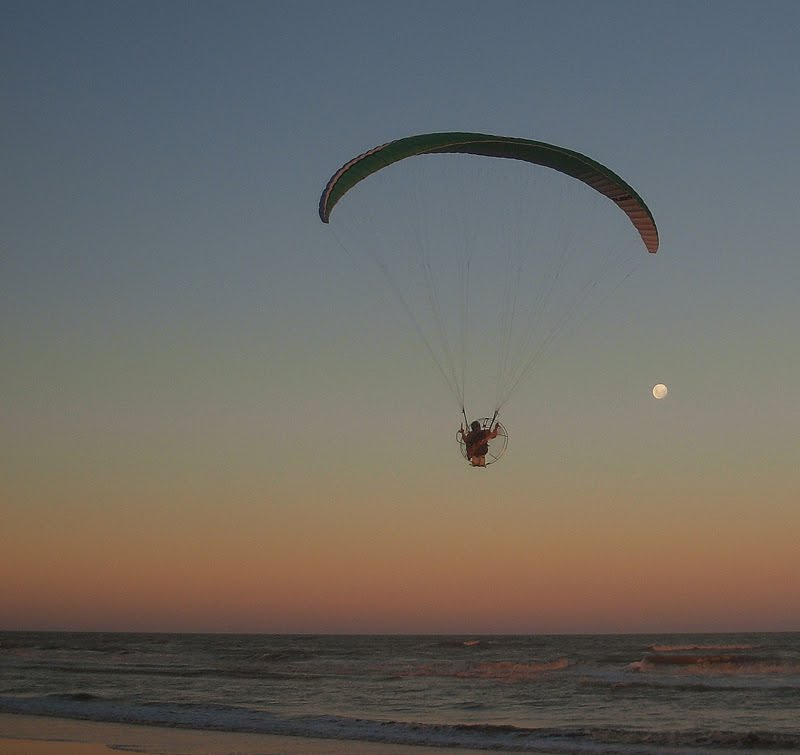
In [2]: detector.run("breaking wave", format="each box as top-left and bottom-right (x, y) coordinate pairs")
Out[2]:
(627, 652), (800, 677)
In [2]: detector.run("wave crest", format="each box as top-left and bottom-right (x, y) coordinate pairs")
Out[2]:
(404, 658), (570, 680)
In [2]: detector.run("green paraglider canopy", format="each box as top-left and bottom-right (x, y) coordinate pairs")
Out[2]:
(319, 132), (659, 253)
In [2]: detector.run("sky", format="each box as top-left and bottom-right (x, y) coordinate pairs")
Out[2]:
(2, 0), (799, 634)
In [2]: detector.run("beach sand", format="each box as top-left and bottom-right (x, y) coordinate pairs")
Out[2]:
(0, 714), (487, 754)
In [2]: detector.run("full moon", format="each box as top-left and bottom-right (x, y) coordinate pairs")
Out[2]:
(652, 383), (668, 399)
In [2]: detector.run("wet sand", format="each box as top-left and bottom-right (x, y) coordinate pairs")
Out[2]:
(0, 714), (487, 754)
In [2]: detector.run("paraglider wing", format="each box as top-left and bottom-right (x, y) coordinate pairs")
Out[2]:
(319, 132), (659, 253)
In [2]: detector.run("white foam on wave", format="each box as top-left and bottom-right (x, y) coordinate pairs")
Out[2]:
(3, 695), (800, 753)
(626, 656), (800, 679)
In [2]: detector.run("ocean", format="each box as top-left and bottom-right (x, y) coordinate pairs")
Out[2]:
(1, 632), (798, 753)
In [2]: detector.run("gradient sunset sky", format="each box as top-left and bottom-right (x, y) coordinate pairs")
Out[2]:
(3, 0), (799, 634)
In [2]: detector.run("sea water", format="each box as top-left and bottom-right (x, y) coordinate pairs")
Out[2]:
(1, 632), (799, 752)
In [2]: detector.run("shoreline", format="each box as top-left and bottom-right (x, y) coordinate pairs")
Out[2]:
(0, 713), (488, 754)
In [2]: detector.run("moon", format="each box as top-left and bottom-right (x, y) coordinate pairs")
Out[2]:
(652, 383), (668, 399)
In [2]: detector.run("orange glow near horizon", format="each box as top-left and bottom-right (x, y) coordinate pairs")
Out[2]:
(4, 475), (798, 633)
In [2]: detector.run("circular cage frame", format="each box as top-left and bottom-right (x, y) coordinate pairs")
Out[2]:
(456, 418), (508, 467)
